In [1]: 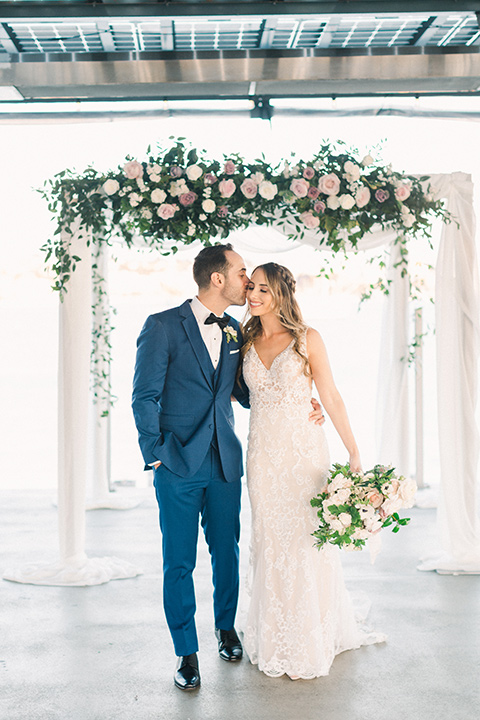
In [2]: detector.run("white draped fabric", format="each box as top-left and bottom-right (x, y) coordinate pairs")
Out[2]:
(418, 173), (480, 573)
(4, 171), (479, 585)
(3, 226), (142, 586)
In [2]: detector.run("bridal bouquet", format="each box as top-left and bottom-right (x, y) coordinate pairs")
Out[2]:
(310, 463), (416, 552)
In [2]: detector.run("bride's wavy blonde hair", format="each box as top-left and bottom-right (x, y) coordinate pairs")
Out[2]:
(241, 262), (310, 376)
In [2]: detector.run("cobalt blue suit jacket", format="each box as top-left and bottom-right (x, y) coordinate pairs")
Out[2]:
(132, 299), (250, 482)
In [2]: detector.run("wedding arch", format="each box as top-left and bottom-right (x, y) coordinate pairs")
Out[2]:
(4, 140), (480, 585)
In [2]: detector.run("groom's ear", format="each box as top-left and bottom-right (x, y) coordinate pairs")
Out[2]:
(210, 271), (225, 289)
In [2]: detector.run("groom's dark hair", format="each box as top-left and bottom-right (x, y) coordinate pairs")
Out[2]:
(193, 243), (234, 289)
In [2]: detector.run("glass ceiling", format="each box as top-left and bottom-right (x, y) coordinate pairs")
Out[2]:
(1, 11), (479, 55)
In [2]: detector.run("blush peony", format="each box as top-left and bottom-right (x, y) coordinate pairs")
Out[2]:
(123, 160), (143, 180)
(318, 173), (341, 196)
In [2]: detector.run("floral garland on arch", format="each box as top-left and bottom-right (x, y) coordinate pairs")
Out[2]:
(39, 138), (450, 409)
(40, 137), (449, 297)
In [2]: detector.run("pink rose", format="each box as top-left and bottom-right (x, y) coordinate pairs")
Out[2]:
(318, 173), (341, 196)
(303, 166), (315, 180)
(204, 173), (217, 186)
(157, 203), (177, 220)
(313, 200), (326, 214)
(366, 490), (384, 509)
(355, 186), (371, 208)
(123, 160), (143, 180)
(290, 178), (309, 198)
(307, 186), (320, 200)
(300, 211), (320, 229)
(240, 178), (258, 199)
(179, 191), (197, 207)
(170, 166), (183, 178)
(218, 178), (236, 198)
(217, 205), (229, 218)
(224, 160), (236, 175)
(395, 184), (411, 202)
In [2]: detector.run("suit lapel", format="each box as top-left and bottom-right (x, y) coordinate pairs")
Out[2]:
(180, 301), (215, 390)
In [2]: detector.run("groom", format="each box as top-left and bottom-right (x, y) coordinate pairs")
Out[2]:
(132, 243), (250, 691)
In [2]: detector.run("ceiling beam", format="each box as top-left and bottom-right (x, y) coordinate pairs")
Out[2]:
(1, 2), (480, 21)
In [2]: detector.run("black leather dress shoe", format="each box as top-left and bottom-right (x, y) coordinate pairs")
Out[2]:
(215, 628), (243, 662)
(174, 653), (201, 691)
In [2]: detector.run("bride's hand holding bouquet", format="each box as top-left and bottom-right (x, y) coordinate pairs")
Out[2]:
(311, 463), (417, 552)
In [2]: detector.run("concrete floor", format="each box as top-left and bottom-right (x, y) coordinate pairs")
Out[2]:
(1, 485), (479, 720)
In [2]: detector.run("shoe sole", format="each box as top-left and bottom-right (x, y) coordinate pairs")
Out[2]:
(219, 653), (243, 662)
(174, 680), (201, 691)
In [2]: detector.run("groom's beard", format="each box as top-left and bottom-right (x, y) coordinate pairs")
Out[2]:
(221, 283), (247, 308)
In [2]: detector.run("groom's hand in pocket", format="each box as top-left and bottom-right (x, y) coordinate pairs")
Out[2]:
(309, 398), (325, 426)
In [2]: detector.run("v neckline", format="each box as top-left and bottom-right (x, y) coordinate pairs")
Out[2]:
(252, 339), (294, 372)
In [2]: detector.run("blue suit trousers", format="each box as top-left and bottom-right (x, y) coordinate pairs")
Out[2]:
(154, 447), (242, 656)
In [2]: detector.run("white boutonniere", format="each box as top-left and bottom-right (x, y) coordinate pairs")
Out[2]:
(223, 325), (238, 344)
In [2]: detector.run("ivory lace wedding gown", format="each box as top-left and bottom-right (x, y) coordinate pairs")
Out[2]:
(242, 335), (383, 679)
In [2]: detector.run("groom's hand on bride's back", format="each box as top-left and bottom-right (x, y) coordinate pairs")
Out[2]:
(309, 398), (325, 426)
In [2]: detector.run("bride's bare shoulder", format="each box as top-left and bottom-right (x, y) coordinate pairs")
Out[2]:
(305, 327), (328, 356)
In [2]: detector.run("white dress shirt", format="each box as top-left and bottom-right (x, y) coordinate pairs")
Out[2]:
(190, 296), (224, 369)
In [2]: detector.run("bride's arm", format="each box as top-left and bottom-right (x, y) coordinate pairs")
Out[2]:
(306, 327), (362, 472)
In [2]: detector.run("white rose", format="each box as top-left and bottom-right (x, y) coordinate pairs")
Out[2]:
(338, 512), (352, 528)
(150, 174), (161, 183)
(343, 161), (361, 182)
(402, 213), (415, 228)
(398, 478), (417, 507)
(328, 518), (344, 533)
(129, 192), (143, 208)
(186, 164), (203, 181)
(169, 179), (187, 197)
(355, 186), (371, 208)
(202, 199), (216, 213)
(187, 224), (196, 236)
(339, 193), (355, 210)
(151, 189), (167, 204)
(199, 214), (207, 221)
(361, 154), (374, 167)
(258, 180), (278, 200)
(327, 195), (341, 210)
(103, 179), (120, 196)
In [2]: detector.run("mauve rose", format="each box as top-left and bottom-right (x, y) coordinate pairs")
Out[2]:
(224, 160), (236, 175)
(179, 191), (197, 207)
(170, 165), (183, 178)
(204, 173), (217, 186)
(217, 205), (229, 218)
(240, 178), (258, 199)
(307, 186), (320, 200)
(355, 186), (371, 208)
(303, 166), (315, 180)
(123, 160), (143, 180)
(300, 211), (320, 229)
(290, 178), (309, 198)
(313, 200), (326, 214)
(218, 178), (236, 198)
(395, 184), (411, 202)
(318, 173), (341, 196)
(375, 188), (390, 203)
(157, 203), (177, 219)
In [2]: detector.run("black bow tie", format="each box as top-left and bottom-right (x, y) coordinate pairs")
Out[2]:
(204, 313), (229, 330)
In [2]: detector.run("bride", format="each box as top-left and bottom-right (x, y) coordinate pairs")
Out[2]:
(241, 262), (383, 680)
